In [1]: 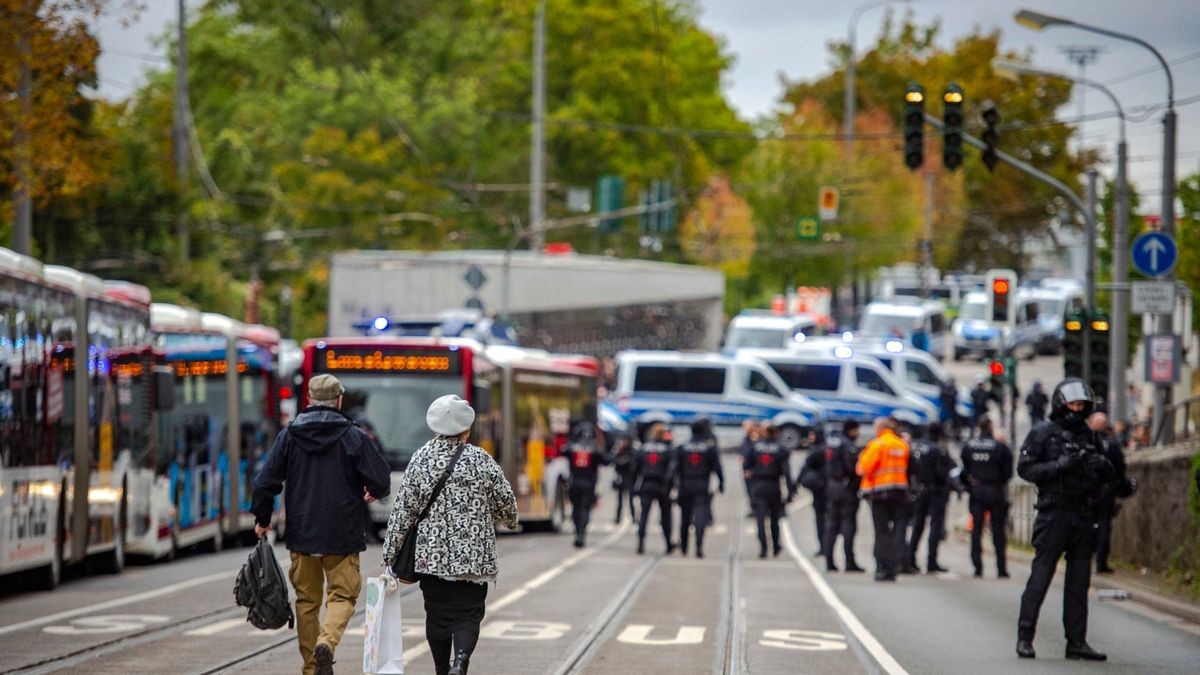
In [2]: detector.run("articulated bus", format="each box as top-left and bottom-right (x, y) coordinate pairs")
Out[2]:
(300, 337), (599, 532)
(1, 247), (169, 589)
(141, 305), (281, 559)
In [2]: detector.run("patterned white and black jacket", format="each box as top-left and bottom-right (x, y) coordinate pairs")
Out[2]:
(381, 436), (519, 584)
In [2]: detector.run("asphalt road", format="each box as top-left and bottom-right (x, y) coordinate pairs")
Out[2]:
(1, 451), (1197, 675)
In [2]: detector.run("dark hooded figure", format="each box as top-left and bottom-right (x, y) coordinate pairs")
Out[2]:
(610, 432), (638, 524)
(562, 421), (611, 548)
(1025, 381), (1049, 425)
(1015, 379), (1114, 662)
(674, 418), (725, 558)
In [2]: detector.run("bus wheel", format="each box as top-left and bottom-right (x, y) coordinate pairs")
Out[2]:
(98, 498), (127, 574)
(778, 424), (803, 451)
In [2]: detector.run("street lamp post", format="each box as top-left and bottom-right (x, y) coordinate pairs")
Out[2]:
(993, 59), (1131, 421)
(844, 0), (913, 161)
(1015, 9), (1176, 433)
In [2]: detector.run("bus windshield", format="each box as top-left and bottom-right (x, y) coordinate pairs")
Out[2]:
(336, 373), (462, 468)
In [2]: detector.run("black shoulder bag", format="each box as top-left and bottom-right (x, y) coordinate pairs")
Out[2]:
(392, 443), (467, 584)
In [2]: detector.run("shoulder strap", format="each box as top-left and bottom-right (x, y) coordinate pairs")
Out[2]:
(415, 442), (468, 523)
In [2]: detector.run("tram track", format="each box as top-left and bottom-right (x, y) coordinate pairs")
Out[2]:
(720, 474), (748, 675)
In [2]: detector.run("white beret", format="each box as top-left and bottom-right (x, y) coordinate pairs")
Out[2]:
(427, 394), (476, 436)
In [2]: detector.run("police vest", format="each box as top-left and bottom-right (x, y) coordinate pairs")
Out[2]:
(639, 443), (672, 481)
(749, 441), (785, 482)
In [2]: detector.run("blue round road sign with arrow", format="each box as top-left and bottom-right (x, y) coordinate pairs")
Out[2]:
(1131, 231), (1177, 278)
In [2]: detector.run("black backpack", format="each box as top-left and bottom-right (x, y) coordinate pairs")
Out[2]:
(234, 538), (295, 630)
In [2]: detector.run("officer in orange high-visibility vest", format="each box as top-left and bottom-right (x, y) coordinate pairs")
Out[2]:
(856, 417), (911, 582)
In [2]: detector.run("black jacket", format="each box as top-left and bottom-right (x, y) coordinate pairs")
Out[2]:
(675, 438), (724, 495)
(744, 439), (796, 499)
(563, 441), (611, 491)
(911, 440), (957, 495)
(634, 441), (676, 495)
(1017, 420), (1114, 515)
(252, 407), (391, 555)
(823, 432), (861, 502)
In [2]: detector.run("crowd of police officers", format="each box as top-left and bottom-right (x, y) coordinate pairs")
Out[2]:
(559, 377), (1133, 662)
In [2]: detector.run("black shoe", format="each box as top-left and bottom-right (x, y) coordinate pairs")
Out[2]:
(998, 570), (1010, 579)
(1096, 565), (1114, 575)
(1016, 640), (1036, 659)
(827, 563), (840, 572)
(759, 549), (768, 559)
(844, 562), (866, 573)
(874, 571), (897, 582)
(1066, 641), (1107, 661)
(973, 569), (983, 578)
(681, 544), (689, 556)
(637, 539), (645, 555)
(773, 545), (783, 558)
(573, 537), (584, 548)
(696, 549), (704, 559)
(814, 549), (825, 557)
(448, 649), (470, 675)
(314, 642), (335, 675)
(666, 542), (677, 555)
(927, 563), (949, 573)
(900, 563), (919, 575)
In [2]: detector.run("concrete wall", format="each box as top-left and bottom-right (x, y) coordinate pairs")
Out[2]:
(1111, 443), (1199, 574)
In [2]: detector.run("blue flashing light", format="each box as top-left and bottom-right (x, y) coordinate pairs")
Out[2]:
(316, 341), (327, 349)
(372, 316), (390, 331)
(841, 331), (854, 342)
(793, 333), (807, 344)
(834, 345), (853, 359)
(884, 340), (904, 353)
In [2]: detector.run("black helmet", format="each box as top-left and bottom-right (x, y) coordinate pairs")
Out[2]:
(573, 421), (596, 440)
(1050, 378), (1095, 426)
(690, 417), (714, 441)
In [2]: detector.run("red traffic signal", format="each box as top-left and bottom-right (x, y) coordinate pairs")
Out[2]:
(989, 360), (1005, 377)
(991, 278), (1010, 295)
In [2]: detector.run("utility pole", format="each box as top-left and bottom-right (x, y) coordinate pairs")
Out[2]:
(173, 0), (191, 262)
(12, 0), (34, 255)
(921, 171), (934, 299)
(528, 0), (547, 253)
(1060, 46), (1103, 152)
(1157, 106), (1178, 442)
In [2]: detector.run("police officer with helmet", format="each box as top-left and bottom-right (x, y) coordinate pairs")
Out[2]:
(1016, 379), (1114, 661)
(960, 417), (1013, 578)
(634, 423), (677, 555)
(743, 424), (796, 559)
(823, 421), (865, 573)
(562, 421), (611, 548)
(675, 418), (725, 559)
(907, 423), (956, 574)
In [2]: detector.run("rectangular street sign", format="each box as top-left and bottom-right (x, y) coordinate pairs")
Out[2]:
(1131, 281), (1175, 314)
(819, 187), (839, 222)
(1144, 333), (1180, 384)
(796, 215), (820, 241)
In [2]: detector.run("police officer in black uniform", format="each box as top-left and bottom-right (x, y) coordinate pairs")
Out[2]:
(562, 421), (611, 548)
(960, 417), (1013, 578)
(744, 424), (796, 559)
(634, 423), (677, 555)
(1016, 379), (1113, 661)
(907, 423), (956, 574)
(610, 432), (637, 524)
(823, 421), (864, 572)
(798, 431), (828, 557)
(675, 418), (725, 558)
(1088, 411), (1132, 575)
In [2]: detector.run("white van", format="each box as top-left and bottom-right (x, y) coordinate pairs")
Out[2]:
(723, 311), (820, 352)
(739, 348), (937, 426)
(857, 300), (948, 360)
(951, 291), (1041, 361)
(1022, 286), (1085, 354)
(613, 350), (824, 450)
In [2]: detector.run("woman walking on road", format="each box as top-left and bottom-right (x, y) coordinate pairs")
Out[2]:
(382, 395), (519, 675)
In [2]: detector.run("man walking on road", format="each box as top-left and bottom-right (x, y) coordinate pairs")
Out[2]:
(907, 424), (956, 574)
(252, 374), (391, 675)
(961, 417), (1013, 578)
(1016, 379), (1113, 661)
(857, 417), (910, 582)
(744, 424), (796, 559)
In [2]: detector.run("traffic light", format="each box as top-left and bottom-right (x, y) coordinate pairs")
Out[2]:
(942, 83), (964, 171)
(1063, 309), (1085, 379)
(903, 83), (925, 170)
(1088, 311), (1111, 404)
(988, 359), (1005, 396)
(981, 102), (1000, 172)
(985, 268), (1017, 325)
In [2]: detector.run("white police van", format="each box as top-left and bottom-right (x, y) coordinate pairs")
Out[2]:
(739, 348), (937, 426)
(857, 299), (948, 360)
(613, 350), (824, 450)
(723, 310), (820, 351)
(1022, 286), (1085, 354)
(951, 291), (1041, 361)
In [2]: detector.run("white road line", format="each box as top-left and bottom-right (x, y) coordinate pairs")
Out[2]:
(183, 617), (247, 637)
(0, 570), (234, 637)
(780, 514), (910, 675)
(401, 521), (631, 665)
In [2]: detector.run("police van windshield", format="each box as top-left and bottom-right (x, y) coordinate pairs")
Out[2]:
(725, 327), (787, 349)
(336, 373), (461, 468)
(960, 299), (987, 321)
(859, 312), (915, 336)
(1038, 298), (1064, 319)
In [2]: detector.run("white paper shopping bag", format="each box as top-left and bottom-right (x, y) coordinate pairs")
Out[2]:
(363, 576), (405, 674)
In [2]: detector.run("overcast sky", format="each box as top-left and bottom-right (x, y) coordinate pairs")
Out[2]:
(94, 0), (1200, 212)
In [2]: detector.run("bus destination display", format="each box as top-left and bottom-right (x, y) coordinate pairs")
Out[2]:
(317, 347), (462, 374)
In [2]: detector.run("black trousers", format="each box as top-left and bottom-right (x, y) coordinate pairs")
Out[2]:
(824, 495), (860, 566)
(969, 487), (1009, 575)
(569, 484), (596, 541)
(810, 490), (828, 553)
(750, 484), (785, 554)
(614, 479), (637, 523)
(638, 490), (673, 546)
(1095, 499), (1116, 569)
(909, 490), (949, 567)
(1018, 510), (1098, 643)
(677, 489), (711, 554)
(869, 491), (908, 577)
(419, 575), (488, 675)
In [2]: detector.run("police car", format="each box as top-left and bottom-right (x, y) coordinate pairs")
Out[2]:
(950, 291), (1041, 361)
(857, 299), (949, 360)
(613, 350), (824, 450)
(738, 348), (937, 426)
(722, 310), (820, 352)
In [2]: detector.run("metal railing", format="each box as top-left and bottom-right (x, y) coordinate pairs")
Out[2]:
(1152, 392), (1200, 446)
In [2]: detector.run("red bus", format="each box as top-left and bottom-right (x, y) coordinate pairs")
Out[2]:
(301, 337), (598, 531)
